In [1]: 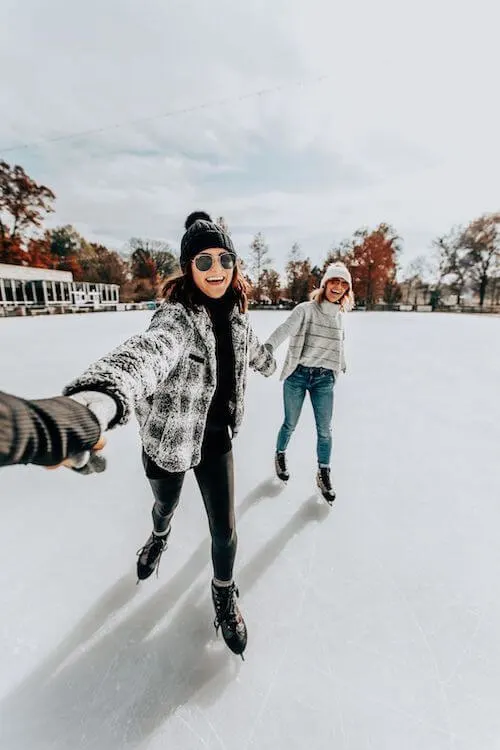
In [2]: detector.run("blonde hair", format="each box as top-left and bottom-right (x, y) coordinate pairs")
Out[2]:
(310, 264), (355, 312)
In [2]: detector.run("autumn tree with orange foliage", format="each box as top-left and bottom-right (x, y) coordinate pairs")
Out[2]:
(127, 238), (178, 301)
(333, 224), (401, 308)
(0, 160), (55, 263)
(86, 243), (128, 286)
(0, 236), (26, 266)
(26, 236), (55, 269)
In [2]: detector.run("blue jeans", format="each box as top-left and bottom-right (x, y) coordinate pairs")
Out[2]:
(276, 365), (335, 466)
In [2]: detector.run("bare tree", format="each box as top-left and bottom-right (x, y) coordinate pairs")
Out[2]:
(248, 233), (271, 302)
(127, 238), (178, 278)
(216, 216), (230, 234)
(432, 227), (468, 305)
(323, 238), (353, 269)
(459, 213), (500, 307)
(259, 268), (282, 304)
(402, 256), (428, 305)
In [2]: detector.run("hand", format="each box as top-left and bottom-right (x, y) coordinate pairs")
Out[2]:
(46, 435), (107, 474)
(68, 391), (117, 432)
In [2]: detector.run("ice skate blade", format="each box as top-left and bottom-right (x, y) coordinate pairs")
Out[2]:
(275, 470), (289, 483)
(212, 626), (247, 660)
(316, 487), (336, 505)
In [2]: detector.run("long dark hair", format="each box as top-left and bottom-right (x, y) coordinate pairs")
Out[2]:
(162, 261), (249, 313)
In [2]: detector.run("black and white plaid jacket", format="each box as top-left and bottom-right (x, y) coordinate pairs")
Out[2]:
(63, 302), (276, 472)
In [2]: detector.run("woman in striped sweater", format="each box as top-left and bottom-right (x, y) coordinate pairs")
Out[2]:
(265, 263), (354, 502)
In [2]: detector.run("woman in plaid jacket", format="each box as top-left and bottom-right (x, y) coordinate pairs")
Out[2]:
(63, 212), (276, 658)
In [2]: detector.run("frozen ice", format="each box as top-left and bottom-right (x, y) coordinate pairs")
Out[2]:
(0, 309), (499, 749)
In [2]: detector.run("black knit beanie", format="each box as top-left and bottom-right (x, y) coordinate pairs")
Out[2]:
(180, 211), (235, 271)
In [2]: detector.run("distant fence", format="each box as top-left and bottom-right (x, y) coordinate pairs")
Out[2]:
(0, 301), (159, 318)
(250, 302), (500, 314)
(363, 303), (500, 314)
(433, 305), (500, 315)
(1, 300), (499, 318)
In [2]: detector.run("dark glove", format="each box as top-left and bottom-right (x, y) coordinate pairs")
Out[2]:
(45, 434), (108, 475)
(70, 451), (107, 475)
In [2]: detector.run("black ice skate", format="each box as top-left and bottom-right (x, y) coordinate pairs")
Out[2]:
(211, 581), (248, 658)
(274, 451), (290, 482)
(136, 528), (170, 581)
(316, 467), (336, 504)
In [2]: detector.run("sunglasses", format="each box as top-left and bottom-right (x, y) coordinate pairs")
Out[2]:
(193, 252), (236, 272)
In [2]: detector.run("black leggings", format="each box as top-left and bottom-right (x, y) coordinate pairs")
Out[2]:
(142, 448), (237, 582)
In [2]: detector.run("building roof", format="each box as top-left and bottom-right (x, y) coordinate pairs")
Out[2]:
(0, 263), (73, 282)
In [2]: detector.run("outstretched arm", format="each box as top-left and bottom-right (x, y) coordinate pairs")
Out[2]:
(264, 304), (305, 352)
(0, 391), (102, 468)
(248, 326), (276, 376)
(62, 305), (186, 425)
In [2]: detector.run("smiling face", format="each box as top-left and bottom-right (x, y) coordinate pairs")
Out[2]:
(324, 277), (350, 304)
(191, 247), (235, 299)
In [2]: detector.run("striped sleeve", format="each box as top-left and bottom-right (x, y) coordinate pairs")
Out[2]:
(0, 391), (101, 467)
(265, 304), (306, 351)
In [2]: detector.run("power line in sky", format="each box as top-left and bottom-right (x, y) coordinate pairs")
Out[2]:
(0, 74), (329, 155)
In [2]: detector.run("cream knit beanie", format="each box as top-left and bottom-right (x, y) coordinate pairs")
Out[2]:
(320, 263), (352, 290)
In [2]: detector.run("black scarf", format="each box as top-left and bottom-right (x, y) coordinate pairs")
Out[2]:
(197, 289), (236, 427)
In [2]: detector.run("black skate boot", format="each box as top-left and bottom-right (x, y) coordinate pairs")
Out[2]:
(136, 527), (170, 581)
(316, 467), (336, 504)
(211, 581), (248, 658)
(274, 451), (290, 482)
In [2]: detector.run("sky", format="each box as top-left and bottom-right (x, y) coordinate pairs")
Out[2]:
(1, 0), (499, 276)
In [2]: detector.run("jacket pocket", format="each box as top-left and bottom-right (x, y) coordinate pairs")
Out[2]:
(189, 353), (205, 364)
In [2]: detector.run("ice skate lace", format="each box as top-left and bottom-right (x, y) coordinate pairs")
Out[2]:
(136, 534), (168, 578)
(318, 468), (333, 493)
(276, 453), (287, 472)
(213, 584), (240, 631)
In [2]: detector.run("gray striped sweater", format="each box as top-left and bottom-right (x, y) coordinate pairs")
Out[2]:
(265, 300), (346, 381)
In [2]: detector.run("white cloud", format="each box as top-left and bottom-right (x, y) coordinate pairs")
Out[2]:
(1, 0), (499, 276)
